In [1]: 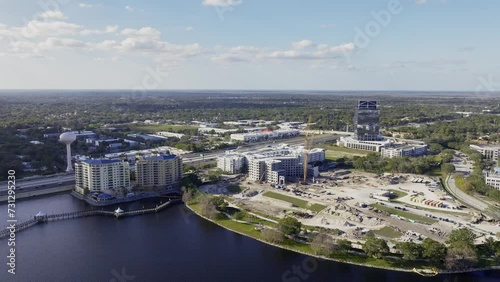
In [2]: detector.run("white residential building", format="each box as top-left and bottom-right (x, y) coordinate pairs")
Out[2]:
(135, 154), (183, 189)
(75, 159), (130, 194)
(225, 144), (325, 184)
(217, 154), (245, 174)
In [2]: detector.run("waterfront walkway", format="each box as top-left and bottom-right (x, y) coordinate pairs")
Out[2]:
(0, 199), (182, 239)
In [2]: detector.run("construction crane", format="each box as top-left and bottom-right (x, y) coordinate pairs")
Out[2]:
(303, 115), (312, 184)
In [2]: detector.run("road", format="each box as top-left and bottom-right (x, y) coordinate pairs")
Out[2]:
(445, 175), (490, 212)
(0, 134), (338, 196)
(444, 153), (490, 212)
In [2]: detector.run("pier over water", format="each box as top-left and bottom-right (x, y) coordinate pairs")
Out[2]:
(0, 198), (182, 239)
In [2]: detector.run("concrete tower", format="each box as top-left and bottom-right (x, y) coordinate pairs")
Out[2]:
(60, 132), (77, 172)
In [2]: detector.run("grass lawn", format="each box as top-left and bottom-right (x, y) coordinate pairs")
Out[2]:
(188, 202), (442, 271)
(371, 203), (438, 224)
(373, 226), (402, 238)
(129, 124), (199, 133)
(388, 189), (408, 200)
(263, 191), (327, 212)
(324, 148), (368, 161)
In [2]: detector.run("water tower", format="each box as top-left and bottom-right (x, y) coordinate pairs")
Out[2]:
(60, 132), (77, 172)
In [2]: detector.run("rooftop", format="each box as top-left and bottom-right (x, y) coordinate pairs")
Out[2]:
(82, 159), (121, 165)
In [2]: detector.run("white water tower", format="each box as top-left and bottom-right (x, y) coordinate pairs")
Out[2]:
(60, 132), (77, 172)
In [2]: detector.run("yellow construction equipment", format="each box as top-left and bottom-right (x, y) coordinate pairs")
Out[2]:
(303, 115), (312, 184)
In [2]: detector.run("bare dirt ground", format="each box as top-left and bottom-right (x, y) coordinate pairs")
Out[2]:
(212, 170), (500, 244)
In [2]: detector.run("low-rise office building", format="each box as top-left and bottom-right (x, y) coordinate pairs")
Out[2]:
(381, 144), (428, 158)
(484, 168), (500, 190)
(231, 129), (299, 142)
(470, 144), (500, 161)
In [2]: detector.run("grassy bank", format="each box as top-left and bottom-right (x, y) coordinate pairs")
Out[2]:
(263, 191), (327, 212)
(187, 202), (439, 273)
(371, 203), (437, 224)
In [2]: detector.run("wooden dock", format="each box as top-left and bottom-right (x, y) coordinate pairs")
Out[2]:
(0, 198), (181, 239)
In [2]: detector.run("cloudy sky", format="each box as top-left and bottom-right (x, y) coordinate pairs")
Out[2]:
(0, 0), (499, 91)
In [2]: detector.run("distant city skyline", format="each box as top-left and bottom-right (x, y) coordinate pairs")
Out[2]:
(1, 0), (499, 91)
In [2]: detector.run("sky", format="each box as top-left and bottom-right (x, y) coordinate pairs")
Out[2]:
(0, 0), (499, 91)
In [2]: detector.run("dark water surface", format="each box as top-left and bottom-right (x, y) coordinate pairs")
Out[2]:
(1, 193), (499, 282)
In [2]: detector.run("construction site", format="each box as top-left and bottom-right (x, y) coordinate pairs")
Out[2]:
(205, 117), (500, 246)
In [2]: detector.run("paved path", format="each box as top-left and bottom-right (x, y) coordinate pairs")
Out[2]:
(445, 175), (489, 212)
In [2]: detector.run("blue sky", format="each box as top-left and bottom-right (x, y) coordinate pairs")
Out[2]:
(0, 0), (499, 91)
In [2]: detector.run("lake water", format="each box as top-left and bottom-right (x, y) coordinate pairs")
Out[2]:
(1, 193), (499, 282)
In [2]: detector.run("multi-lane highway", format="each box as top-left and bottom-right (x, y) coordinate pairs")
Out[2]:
(0, 133), (340, 197)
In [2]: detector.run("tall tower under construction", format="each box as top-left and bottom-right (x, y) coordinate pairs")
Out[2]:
(354, 101), (382, 141)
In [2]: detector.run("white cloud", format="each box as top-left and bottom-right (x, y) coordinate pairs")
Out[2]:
(40, 10), (67, 20)
(125, 6), (134, 12)
(415, 0), (427, 4)
(292, 39), (313, 50)
(20, 21), (81, 38)
(202, 0), (243, 7)
(79, 3), (100, 8)
(39, 37), (88, 49)
(320, 24), (336, 29)
(185, 26), (194, 32)
(80, 25), (119, 36)
(213, 41), (355, 63)
(121, 27), (161, 39)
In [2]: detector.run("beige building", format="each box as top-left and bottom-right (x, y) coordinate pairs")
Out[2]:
(75, 159), (130, 194)
(135, 154), (182, 189)
(470, 144), (500, 161)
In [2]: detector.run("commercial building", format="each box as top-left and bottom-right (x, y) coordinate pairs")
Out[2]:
(484, 168), (500, 190)
(230, 129), (299, 142)
(135, 154), (183, 189)
(354, 101), (382, 141)
(75, 159), (130, 194)
(337, 136), (391, 152)
(217, 154), (245, 174)
(470, 144), (500, 161)
(156, 131), (185, 139)
(381, 144), (428, 158)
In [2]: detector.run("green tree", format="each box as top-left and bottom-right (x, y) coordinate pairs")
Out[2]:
(395, 242), (423, 260)
(447, 228), (476, 249)
(422, 238), (447, 263)
(362, 237), (389, 259)
(278, 217), (302, 236)
(336, 239), (352, 252)
(210, 196), (228, 211)
(483, 237), (498, 257)
(441, 163), (456, 175)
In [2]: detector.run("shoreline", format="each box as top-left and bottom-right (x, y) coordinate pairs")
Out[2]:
(185, 203), (500, 275)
